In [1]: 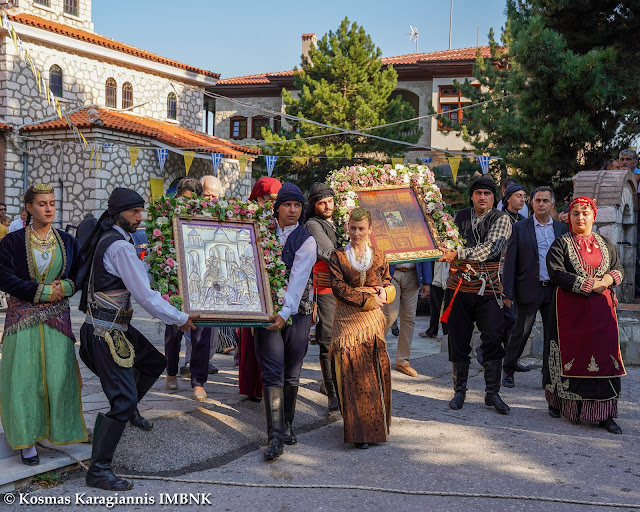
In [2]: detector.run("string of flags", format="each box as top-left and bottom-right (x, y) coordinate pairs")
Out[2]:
(0, 12), (88, 148)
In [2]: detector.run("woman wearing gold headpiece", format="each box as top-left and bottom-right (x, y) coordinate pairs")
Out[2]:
(0, 184), (87, 466)
(329, 207), (396, 449)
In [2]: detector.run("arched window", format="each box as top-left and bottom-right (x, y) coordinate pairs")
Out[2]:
(122, 82), (133, 109)
(229, 116), (247, 140)
(49, 65), (63, 97)
(167, 93), (177, 120)
(64, 0), (78, 16)
(105, 78), (117, 108)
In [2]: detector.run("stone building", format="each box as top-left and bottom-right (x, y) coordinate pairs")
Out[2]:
(0, 0), (257, 226)
(208, 35), (488, 165)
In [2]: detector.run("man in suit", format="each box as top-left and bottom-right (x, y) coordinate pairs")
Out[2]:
(502, 186), (568, 388)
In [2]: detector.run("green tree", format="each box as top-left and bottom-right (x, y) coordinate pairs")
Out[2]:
(448, 0), (640, 191)
(263, 18), (421, 190)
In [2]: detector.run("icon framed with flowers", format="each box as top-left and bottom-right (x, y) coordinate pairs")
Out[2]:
(355, 185), (443, 263)
(172, 216), (273, 326)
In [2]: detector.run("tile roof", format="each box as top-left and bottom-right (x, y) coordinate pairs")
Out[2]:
(21, 107), (259, 158)
(8, 13), (219, 79)
(215, 46), (492, 85)
(0, 122), (12, 131)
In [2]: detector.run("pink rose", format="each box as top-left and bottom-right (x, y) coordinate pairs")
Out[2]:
(166, 258), (176, 267)
(209, 198), (218, 205)
(161, 294), (170, 302)
(153, 229), (162, 237)
(201, 201), (208, 207)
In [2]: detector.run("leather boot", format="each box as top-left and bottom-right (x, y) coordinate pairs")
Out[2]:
(129, 408), (153, 431)
(86, 413), (133, 491)
(484, 360), (510, 414)
(320, 359), (340, 412)
(263, 386), (285, 461)
(449, 362), (469, 410)
(283, 383), (299, 445)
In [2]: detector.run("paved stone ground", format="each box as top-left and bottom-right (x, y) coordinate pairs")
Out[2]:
(1, 298), (639, 511)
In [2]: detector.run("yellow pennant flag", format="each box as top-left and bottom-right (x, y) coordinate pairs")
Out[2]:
(36, 70), (42, 93)
(150, 178), (165, 202)
(10, 27), (18, 53)
(45, 84), (51, 105)
(129, 147), (141, 170)
(391, 157), (404, 166)
(183, 151), (195, 176)
(79, 131), (88, 148)
(26, 51), (36, 77)
(448, 157), (462, 184)
(54, 99), (63, 119)
(293, 156), (308, 165)
(238, 155), (249, 178)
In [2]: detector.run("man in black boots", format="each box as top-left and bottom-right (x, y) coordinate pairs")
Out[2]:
(254, 183), (316, 461)
(74, 188), (197, 490)
(438, 176), (512, 414)
(304, 183), (340, 413)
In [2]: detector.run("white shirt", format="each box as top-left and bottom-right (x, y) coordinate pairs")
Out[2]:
(533, 215), (554, 281)
(8, 218), (25, 233)
(497, 200), (528, 217)
(104, 225), (188, 327)
(276, 222), (317, 322)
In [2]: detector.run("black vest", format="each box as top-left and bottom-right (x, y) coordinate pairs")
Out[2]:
(281, 224), (313, 270)
(454, 208), (506, 263)
(92, 229), (128, 292)
(304, 217), (339, 249)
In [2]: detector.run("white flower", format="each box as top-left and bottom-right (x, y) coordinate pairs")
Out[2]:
(389, 169), (397, 177)
(218, 200), (228, 208)
(246, 203), (258, 212)
(402, 174), (411, 184)
(276, 288), (286, 298)
(156, 216), (169, 226)
(202, 211), (213, 217)
(226, 210), (234, 218)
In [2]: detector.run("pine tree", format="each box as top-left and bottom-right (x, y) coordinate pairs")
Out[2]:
(451, 0), (640, 190)
(262, 18), (421, 190)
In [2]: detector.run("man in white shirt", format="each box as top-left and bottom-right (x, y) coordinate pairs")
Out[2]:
(75, 188), (198, 491)
(8, 208), (27, 233)
(253, 182), (317, 461)
(501, 186), (568, 392)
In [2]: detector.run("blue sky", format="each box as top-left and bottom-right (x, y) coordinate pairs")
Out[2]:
(93, 0), (508, 79)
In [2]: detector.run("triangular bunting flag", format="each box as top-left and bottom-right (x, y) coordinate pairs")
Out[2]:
(211, 153), (223, 176)
(420, 157), (432, 164)
(36, 70), (41, 93)
(150, 178), (165, 202)
(477, 155), (491, 174)
(54, 99), (63, 119)
(238, 155), (249, 179)
(391, 157), (404, 166)
(293, 156), (308, 165)
(448, 157), (462, 184)
(45, 84), (51, 105)
(264, 155), (277, 177)
(183, 151), (195, 176)
(156, 149), (168, 173)
(129, 147), (141, 170)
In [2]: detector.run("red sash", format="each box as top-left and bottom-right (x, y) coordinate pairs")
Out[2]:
(556, 287), (625, 378)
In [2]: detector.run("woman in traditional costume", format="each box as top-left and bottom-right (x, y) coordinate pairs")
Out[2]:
(0, 184), (87, 465)
(544, 196), (625, 434)
(329, 208), (396, 449)
(237, 177), (282, 402)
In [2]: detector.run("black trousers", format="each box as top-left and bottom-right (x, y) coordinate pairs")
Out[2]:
(254, 313), (311, 388)
(80, 323), (166, 423)
(426, 285), (448, 337)
(315, 294), (336, 362)
(445, 291), (506, 364)
(503, 286), (554, 372)
(164, 325), (211, 387)
(501, 301), (516, 349)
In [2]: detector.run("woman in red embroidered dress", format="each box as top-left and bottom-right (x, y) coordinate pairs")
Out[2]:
(544, 197), (625, 434)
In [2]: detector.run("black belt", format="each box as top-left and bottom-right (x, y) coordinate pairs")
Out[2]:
(395, 267), (416, 272)
(540, 280), (551, 287)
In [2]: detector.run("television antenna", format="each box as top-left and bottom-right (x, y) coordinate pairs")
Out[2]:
(406, 25), (419, 53)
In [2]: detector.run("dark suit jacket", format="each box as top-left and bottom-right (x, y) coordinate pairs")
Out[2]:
(502, 216), (568, 304)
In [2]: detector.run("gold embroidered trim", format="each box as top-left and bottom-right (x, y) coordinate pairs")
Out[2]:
(610, 355), (620, 370)
(563, 358), (574, 372)
(103, 329), (135, 368)
(545, 338), (582, 400)
(52, 229), (67, 281)
(588, 355), (600, 372)
(33, 283), (45, 304)
(564, 232), (610, 280)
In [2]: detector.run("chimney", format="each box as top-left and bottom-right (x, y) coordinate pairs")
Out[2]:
(301, 33), (317, 64)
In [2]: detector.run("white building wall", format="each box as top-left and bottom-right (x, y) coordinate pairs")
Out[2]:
(21, 0), (94, 32)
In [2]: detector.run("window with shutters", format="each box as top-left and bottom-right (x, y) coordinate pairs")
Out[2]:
(122, 82), (133, 109)
(105, 78), (117, 108)
(49, 65), (63, 97)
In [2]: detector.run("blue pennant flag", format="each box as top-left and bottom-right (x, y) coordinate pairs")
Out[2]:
(265, 155), (278, 177)
(211, 153), (223, 176)
(420, 157), (432, 165)
(156, 149), (168, 173)
(477, 155), (491, 174)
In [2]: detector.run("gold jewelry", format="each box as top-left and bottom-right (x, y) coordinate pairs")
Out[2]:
(30, 226), (56, 260)
(32, 183), (53, 194)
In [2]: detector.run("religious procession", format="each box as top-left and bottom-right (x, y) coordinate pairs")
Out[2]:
(0, 0), (639, 509)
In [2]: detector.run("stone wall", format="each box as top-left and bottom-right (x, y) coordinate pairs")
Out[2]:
(17, 0), (94, 32)
(214, 96), (284, 142)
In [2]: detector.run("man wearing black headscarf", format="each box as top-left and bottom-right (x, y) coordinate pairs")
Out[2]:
(74, 188), (198, 491)
(438, 176), (512, 415)
(305, 182), (340, 413)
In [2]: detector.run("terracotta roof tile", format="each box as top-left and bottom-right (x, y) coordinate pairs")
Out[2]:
(215, 46), (493, 86)
(21, 107), (259, 158)
(0, 122), (12, 131)
(8, 13), (219, 79)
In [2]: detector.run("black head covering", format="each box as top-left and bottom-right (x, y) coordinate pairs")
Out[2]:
(73, 188), (145, 311)
(502, 183), (526, 206)
(273, 182), (305, 216)
(305, 182), (334, 221)
(468, 175), (498, 199)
